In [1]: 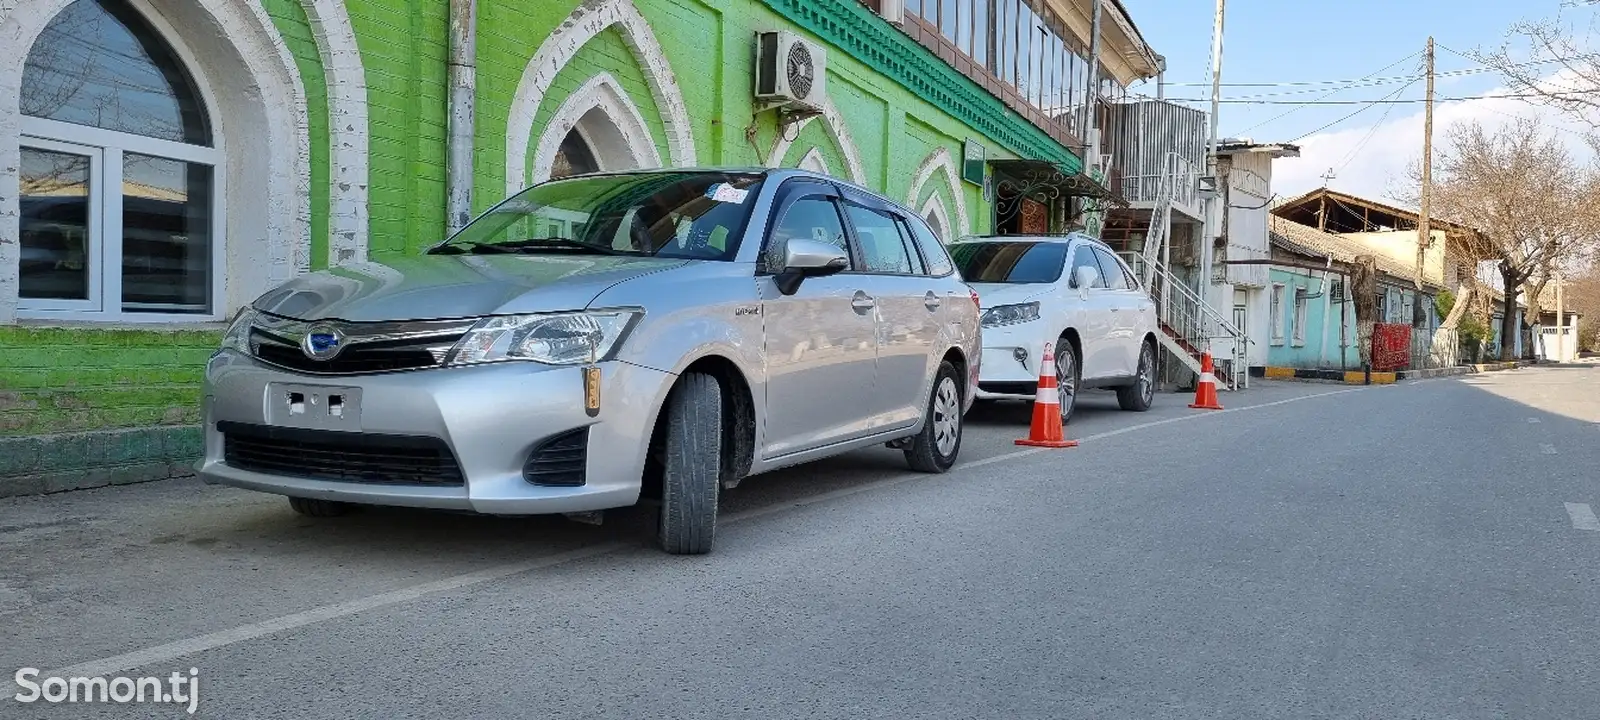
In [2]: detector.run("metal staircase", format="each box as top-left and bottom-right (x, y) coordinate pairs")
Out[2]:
(1135, 152), (1250, 390)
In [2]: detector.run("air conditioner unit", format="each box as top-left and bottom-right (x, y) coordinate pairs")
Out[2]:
(755, 30), (827, 113)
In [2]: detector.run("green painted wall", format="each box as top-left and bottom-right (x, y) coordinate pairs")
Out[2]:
(0, 327), (217, 437)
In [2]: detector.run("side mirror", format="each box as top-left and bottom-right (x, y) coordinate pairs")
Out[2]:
(774, 239), (849, 295)
(1072, 265), (1099, 291)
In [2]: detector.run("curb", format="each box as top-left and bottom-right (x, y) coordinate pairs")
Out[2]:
(1249, 366), (1397, 385)
(0, 426), (200, 499)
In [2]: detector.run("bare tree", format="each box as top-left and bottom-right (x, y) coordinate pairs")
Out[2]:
(1414, 118), (1600, 360)
(1474, 12), (1600, 150)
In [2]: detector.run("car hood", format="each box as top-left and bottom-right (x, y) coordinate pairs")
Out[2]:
(251, 254), (689, 322)
(969, 282), (1056, 310)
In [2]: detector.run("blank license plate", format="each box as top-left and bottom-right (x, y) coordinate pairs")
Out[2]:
(266, 383), (363, 431)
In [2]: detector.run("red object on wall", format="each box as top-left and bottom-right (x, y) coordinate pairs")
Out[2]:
(1371, 323), (1412, 371)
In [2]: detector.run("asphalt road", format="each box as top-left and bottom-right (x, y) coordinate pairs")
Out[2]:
(3, 366), (1599, 719)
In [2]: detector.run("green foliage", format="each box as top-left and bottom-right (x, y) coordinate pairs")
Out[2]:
(1434, 289), (1456, 319)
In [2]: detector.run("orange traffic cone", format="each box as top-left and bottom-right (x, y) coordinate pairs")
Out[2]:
(1189, 351), (1224, 410)
(1015, 342), (1079, 448)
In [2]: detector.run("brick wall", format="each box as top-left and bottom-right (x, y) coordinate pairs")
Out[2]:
(0, 327), (218, 437)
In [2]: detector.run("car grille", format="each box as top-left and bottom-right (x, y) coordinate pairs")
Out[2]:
(522, 428), (588, 487)
(219, 421), (465, 486)
(243, 314), (481, 375)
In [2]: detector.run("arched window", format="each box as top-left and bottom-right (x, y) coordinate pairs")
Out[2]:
(550, 130), (600, 180)
(18, 0), (220, 318)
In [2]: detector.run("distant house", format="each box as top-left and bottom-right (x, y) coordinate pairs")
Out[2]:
(1265, 217), (1446, 370)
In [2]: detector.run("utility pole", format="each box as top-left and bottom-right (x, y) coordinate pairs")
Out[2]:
(1200, 0), (1226, 352)
(1555, 269), (1565, 361)
(1415, 37), (1434, 332)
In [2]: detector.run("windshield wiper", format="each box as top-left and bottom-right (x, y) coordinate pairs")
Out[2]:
(496, 237), (636, 256)
(426, 241), (513, 255)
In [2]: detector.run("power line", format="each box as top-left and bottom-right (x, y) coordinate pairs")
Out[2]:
(1289, 72), (1422, 143)
(1155, 89), (1600, 105)
(1233, 51), (1421, 136)
(1159, 52), (1600, 88)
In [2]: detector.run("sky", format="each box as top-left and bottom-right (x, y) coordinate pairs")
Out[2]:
(1124, 0), (1599, 204)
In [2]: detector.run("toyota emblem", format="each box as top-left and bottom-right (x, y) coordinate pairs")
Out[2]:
(300, 325), (346, 360)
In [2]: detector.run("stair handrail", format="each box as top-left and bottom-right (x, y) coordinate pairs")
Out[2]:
(1150, 258), (1250, 345)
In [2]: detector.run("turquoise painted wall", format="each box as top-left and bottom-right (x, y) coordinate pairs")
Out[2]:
(1265, 267), (1440, 370)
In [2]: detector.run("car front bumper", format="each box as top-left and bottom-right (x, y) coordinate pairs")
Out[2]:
(974, 323), (1050, 400)
(196, 350), (674, 515)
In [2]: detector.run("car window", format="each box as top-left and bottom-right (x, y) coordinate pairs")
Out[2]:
(1070, 245), (1108, 288)
(1091, 247), (1130, 290)
(948, 241), (1067, 283)
(892, 218), (928, 275)
(904, 215), (955, 276)
(844, 204), (916, 274)
(765, 196), (851, 272)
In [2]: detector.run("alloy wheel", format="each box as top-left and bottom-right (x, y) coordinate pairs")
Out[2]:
(1055, 344), (1077, 420)
(1138, 344), (1154, 406)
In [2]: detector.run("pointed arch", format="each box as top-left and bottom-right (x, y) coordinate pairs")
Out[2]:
(797, 147), (830, 175)
(301, 0), (369, 266)
(531, 73), (663, 183)
(907, 146), (970, 241)
(506, 0), (695, 194)
(921, 194), (953, 244)
(0, 0), (310, 321)
(765, 96), (865, 185)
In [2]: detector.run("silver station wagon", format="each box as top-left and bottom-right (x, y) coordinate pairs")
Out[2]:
(198, 168), (982, 554)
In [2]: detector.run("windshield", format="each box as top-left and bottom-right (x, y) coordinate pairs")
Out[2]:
(949, 241), (1068, 283)
(429, 171), (766, 260)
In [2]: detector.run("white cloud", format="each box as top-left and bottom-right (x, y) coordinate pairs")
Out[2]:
(1271, 69), (1596, 204)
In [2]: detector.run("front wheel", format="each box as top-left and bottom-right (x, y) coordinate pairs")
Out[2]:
(657, 373), (723, 555)
(1117, 341), (1156, 412)
(903, 360), (964, 473)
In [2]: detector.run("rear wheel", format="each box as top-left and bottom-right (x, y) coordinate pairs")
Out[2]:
(1118, 340), (1156, 412)
(904, 361), (964, 473)
(288, 496), (351, 517)
(657, 372), (722, 555)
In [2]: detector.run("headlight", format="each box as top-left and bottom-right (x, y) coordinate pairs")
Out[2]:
(219, 306), (258, 354)
(448, 309), (642, 366)
(981, 302), (1040, 328)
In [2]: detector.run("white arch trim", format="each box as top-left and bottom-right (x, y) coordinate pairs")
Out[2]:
(907, 146), (970, 240)
(531, 72), (663, 184)
(301, 0), (369, 266)
(765, 96), (865, 185)
(506, 0), (695, 195)
(797, 146), (830, 176)
(921, 194), (953, 244)
(0, 0), (311, 321)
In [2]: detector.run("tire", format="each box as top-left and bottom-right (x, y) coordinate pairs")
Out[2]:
(288, 496), (351, 517)
(904, 360), (964, 473)
(1118, 340), (1156, 412)
(657, 372), (723, 555)
(1053, 337), (1081, 425)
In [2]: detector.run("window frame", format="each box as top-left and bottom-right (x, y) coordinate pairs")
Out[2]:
(1292, 286), (1308, 346)
(1270, 282), (1286, 345)
(1089, 245), (1131, 291)
(839, 199), (922, 277)
(1068, 242), (1108, 289)
(15, 0), (227, 324)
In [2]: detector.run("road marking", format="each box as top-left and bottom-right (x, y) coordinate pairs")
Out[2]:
(44, 385), (1370, 677)
(1528, 417), (1542, 424)
(1541, 443), (1558, 455)
(1565, 503), (1600, 531)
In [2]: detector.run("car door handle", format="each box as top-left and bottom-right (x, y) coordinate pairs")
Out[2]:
(924, 291), (941, 311)
(851, 291), (876, 313)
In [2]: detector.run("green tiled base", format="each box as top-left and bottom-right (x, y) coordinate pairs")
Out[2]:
(0, 426), (201, 498)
